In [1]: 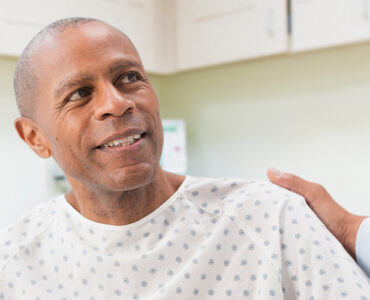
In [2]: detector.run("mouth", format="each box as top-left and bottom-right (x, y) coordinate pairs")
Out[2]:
(97, 132), (146, 149)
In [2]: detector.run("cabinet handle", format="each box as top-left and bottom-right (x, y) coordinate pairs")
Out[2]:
(267, 8), (275, 37)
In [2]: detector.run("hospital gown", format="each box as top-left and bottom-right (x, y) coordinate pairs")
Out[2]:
(0, 176), (369, 299)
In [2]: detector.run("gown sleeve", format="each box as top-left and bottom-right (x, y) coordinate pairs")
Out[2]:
(356, 217), (370, 278)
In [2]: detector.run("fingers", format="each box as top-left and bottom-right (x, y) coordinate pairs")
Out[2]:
(267, 168), (313, 198)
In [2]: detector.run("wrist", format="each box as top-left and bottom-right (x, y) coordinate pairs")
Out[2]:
(341, 213), (366, 259)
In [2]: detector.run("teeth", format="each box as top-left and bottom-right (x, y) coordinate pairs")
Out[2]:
(102, 134), (142, 148)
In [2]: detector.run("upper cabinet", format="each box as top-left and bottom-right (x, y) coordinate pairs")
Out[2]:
(291, 0), (370, 52)
(0, 0), (287, 74)
(0, 0), (172, 74)
(3, 0), (370, 73)
(175, 0), (288, 71)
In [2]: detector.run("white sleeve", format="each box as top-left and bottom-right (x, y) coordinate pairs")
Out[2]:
(356, 217), (370, 277)
(279, 193), (370, 299)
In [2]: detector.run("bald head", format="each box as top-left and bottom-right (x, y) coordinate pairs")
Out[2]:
(13, 17), (133, 119)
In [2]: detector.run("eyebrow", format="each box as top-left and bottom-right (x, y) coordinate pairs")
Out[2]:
(108, 61), (142, 75)
(55, 74), (95, 98)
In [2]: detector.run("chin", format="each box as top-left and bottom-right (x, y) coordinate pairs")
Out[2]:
(103, 162), (159, 192)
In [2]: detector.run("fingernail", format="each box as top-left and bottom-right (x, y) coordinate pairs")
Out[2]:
(269, 167), (283, 177)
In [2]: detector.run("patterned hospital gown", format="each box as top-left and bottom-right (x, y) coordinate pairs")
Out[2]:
(0, 176), (369, 299)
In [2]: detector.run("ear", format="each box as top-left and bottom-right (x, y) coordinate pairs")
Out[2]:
(14, 117), (51, 159)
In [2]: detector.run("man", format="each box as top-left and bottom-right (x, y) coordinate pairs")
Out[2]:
(268, 168), (370, 277)
(0, 17), (369, 299)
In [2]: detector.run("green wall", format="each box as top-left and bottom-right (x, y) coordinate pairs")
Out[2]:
(149, 41), (370, 214)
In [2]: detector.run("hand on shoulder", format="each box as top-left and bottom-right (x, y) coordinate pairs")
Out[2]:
(267, 168), (367, 259)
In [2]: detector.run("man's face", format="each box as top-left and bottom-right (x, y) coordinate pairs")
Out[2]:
(33, 22), (163, 192)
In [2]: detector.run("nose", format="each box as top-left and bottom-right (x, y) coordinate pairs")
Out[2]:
(93, 83), (136, 120)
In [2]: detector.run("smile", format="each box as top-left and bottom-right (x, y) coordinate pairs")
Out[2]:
(100, 133), (144, 149)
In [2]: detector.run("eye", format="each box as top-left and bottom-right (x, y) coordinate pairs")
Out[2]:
(68, 87), (92, 101)
(119, 71), (142, 84)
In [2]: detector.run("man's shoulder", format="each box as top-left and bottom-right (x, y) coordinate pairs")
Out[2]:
(0, 196), (62, 271)
(183, 176), (260, 197)
(182, 176), (308, 259)
(184, 176), (303, 206)
(183, 176), (306, 219)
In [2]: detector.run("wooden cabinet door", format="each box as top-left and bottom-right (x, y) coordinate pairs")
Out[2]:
(0, 0), (168, 73)
(175, 0), (288, 71)
(291, 0), (370, 52)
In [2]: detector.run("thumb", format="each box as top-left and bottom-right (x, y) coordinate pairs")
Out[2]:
(267, 168), (312, 198)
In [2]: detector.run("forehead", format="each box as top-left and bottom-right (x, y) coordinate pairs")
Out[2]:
(33, 22), (142, 89)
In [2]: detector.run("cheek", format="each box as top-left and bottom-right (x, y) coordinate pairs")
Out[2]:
(51, 115), (88, 163)
(148, 104), (163, 147)
(156, 117), (164, 147)
(50, 132), (93, 180)
(55, 118), (78, 145)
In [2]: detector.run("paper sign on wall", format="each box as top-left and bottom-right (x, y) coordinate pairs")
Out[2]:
(160, 119), (187, 175)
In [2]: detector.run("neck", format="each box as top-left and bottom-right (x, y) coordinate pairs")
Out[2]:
(65, 170), (185, 226)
